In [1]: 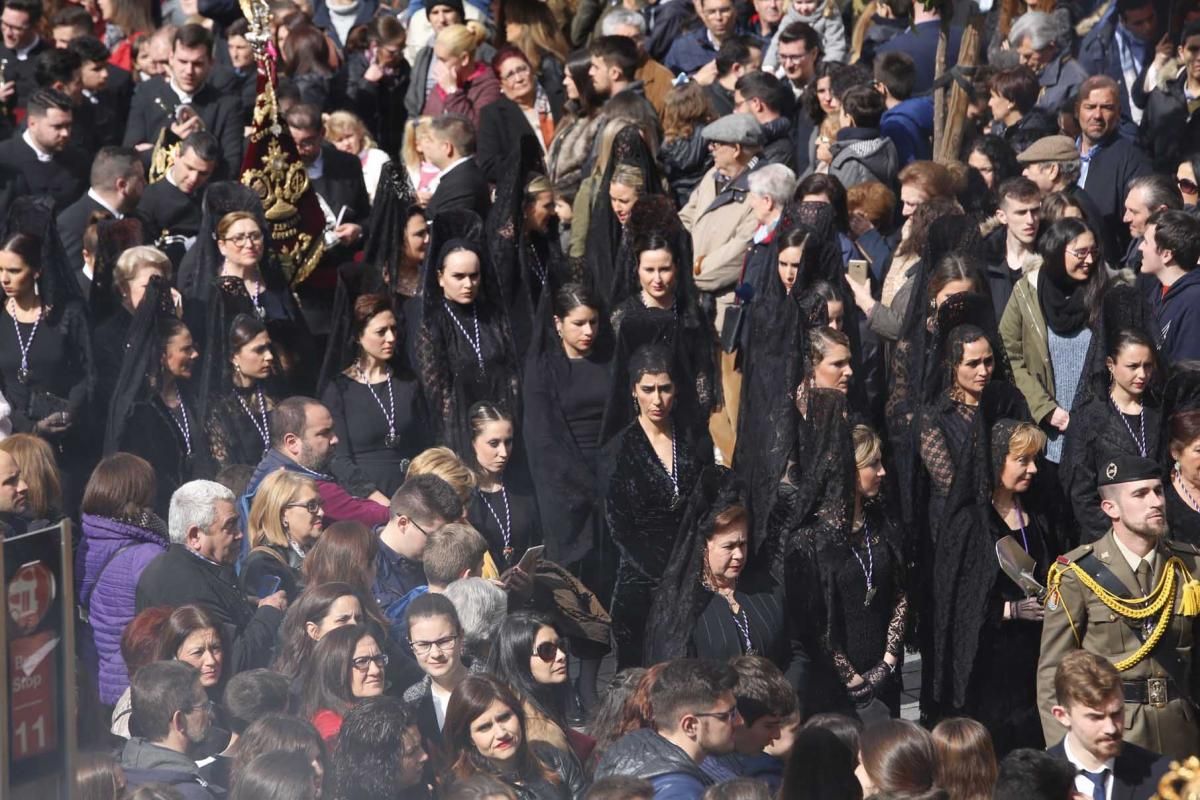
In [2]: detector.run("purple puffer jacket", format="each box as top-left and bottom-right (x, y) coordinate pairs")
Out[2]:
(75, 514), (169, 704)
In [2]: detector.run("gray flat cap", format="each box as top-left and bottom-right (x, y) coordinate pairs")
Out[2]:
(1017, 135), (1079, 163)
(701, 113), (763, 147)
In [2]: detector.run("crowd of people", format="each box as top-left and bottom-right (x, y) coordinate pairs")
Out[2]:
(0, 0), (1191, 795)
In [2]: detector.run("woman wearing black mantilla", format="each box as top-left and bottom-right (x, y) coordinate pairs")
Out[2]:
(415, 211), (521, 455)
(602, 343), (713, 669)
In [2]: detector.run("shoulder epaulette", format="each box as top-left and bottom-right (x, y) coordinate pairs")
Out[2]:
(1168, 540), (1200, 556)
(1056, 543), (1094, 566)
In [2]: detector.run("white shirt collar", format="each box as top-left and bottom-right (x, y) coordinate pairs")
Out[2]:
(1063, 734), (1115, 800)
(14, 35), (40, 61)
(427, 156), (471, 194)
(21, 130), (52, 163)
(168, 78), (195, 105)
(1113, 533), (1158, 578)
(88, 188), (124, 219)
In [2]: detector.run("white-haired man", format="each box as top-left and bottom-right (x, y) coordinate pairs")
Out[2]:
(136, 480), (287, 671)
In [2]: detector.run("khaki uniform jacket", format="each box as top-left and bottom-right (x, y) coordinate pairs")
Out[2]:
(679, 165), (759, 333)
(999, 270), (1058, 424)
(1036, 529), (1200, 760)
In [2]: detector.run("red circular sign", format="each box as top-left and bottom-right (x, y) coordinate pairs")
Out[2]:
(8, 561), (56, 635)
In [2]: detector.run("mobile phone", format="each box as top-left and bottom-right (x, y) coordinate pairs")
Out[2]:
(256, 574), (282, 599)
(516, 545), (545, 574)
(848, 259), (870, 287)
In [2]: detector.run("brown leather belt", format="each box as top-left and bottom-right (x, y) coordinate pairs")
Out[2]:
(1123, 678), (1174, 708)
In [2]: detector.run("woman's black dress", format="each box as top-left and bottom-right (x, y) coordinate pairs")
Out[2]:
(1061, 396), (1162, 543)
(467, 485), (542, 572)
(693, 580), (792, 669)
(523, 348), (612, 569)
(120, 393), (210, 517)
(0, 299), (94, 485)
(321, 371), (428, 497)
(787, 509), (907, 718)
(603, 420), (712, 669)
(417, 299), (520, 454)
(1167, 480), (1200, 547)
(958, 505), (1052, 754)
(205, 385), (277, 470)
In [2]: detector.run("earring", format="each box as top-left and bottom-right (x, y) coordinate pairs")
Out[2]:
(234, 363), (243, 376)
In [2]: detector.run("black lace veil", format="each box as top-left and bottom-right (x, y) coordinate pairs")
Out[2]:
(645, 465), (750, 663)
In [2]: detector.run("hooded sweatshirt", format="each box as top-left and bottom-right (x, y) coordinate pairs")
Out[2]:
(1151, 269), (1200, 363)
(880, 96), (933, 166)
(829, 127), (899, 189)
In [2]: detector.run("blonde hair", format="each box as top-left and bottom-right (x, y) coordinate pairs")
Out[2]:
(1006, 421), (1047, 460)
(407, 446), (477, 504)
(324, 110), (376, 150)
(114, 246), (172, 291)
(216, 210), (262, 240)
(248, 470), (318, 548)
(402, 116), (434, 172)
(852, 424), (882, 470)
(435, 22), (489, 59)
(0, 435), (61, 519)
(610, 163), (645, 191)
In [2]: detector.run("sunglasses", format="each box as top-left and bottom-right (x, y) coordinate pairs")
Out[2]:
(1179, 177), (1199, 195)
(534, 640), (567, 663)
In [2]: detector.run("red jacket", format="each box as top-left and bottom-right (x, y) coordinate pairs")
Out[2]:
(421, 61), (501, 128)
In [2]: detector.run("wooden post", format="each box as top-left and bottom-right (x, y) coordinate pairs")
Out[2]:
(933, 17), (982, 163)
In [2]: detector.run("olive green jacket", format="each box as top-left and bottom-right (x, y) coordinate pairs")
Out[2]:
(999, 269), (1057, 423)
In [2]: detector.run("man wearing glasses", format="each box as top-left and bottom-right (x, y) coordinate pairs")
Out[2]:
(121, 661), (221, 799)
(0, 0), (49, 112)
(595, 659), (742, 798)
(137, 481), (287, 673)
(373, 474), (464, 615)
(1143, 209), (1200, 363)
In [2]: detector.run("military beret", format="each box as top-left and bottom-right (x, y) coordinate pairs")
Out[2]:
(1096, 452), (1162, 486)
(700, 113), (763, 147)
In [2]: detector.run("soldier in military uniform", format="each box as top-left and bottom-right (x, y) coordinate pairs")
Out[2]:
(1037, 453), (1200, 761)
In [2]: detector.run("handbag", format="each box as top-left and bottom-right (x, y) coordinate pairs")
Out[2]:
(720, 302), (747, 354)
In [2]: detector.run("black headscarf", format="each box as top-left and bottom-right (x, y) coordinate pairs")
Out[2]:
(645, 465), (750, 663)
(598, 201), (713, 445)
(415, 211), (520, 453)
(583, 123), (665, 305)
(317, 165), (423, 395)
(104, 276), (187, 454)
(487, 134), (567, 356)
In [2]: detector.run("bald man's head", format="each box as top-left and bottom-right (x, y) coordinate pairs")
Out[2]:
(0, 451), (29, 515)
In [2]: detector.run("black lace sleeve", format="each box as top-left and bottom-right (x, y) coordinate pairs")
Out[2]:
(919, 415), (956, 497)
(415, 319), (453, 443)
